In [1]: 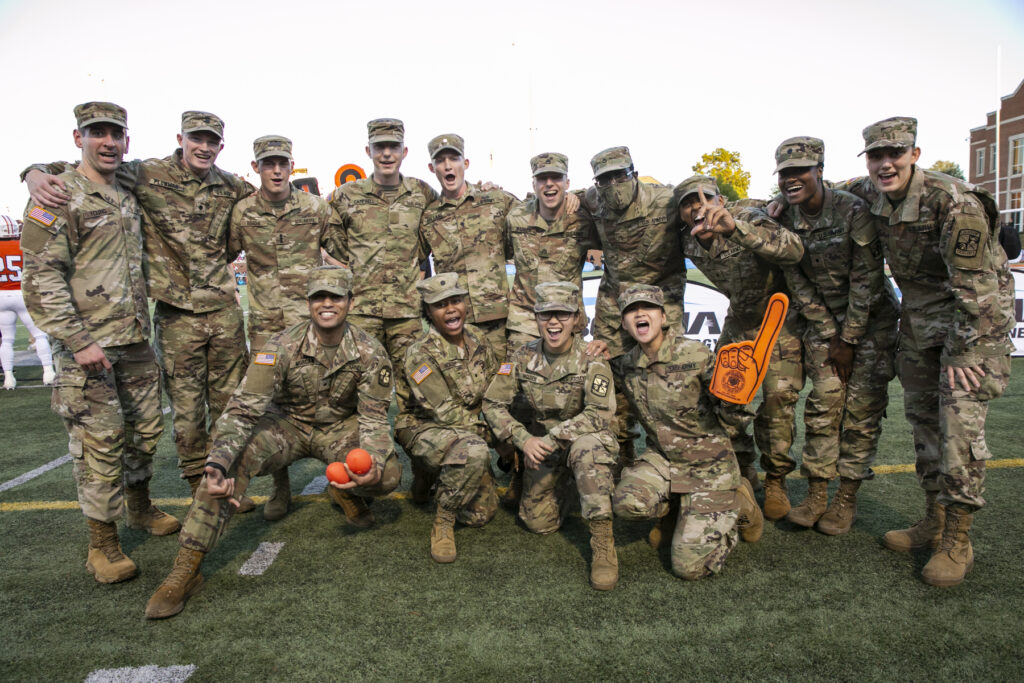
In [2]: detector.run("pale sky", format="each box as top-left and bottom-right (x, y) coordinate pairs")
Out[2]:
(1, 0), (1022, 216)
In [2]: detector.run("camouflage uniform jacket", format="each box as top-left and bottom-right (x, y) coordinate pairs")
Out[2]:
(329, 175), (438, 319)
(419, 184), (517, 324)
(682, 202), (804, 331)
(207, 320), (395, 473)
(780, 188), (899, 343)
(505, 192), (597, 336)
(482, 336), (617, 451)
(396, 324), (497, 451)
(20, 171), (148, 352)
(621, 326), (739, 493)
(838, 170), (1013, 365)
(229, 189), (344, 336)
(582, 183), (685, 341)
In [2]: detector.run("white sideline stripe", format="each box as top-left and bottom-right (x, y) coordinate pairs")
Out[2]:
(301, 475), (327, 495)
(162, 406), (171, 414)
(239, 542), (284, 576)
(85, 664), (197, 682)
(0, 454), (71, 493)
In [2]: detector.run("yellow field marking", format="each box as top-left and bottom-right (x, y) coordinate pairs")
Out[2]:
(3, 459), (1024, 513)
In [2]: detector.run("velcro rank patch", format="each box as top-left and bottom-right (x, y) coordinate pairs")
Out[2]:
(412, 363), (432, 384)
(27, 206), (56, 226)
(497, 363), (513, 375)
(254, 352), (277, 366)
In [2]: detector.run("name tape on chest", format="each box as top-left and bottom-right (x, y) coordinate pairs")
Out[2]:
(254, 352), (277, 366)
(412, 363), (432, 384)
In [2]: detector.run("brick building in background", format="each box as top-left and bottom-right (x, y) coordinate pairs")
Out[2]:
(970, 77), (1024, 234)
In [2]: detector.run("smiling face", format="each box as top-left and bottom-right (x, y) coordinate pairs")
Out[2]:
(532, 172), (568, 219)
(622, 302), (665, 352)
(535, 310), (577, 354)
(677, 191), (723, 230)
(866, 146), (920, 198)
(74, 123), (128, 181)
(429, 151), (469, 199)
(177, 130), (224, 177)
(253, 156), (294, 202)
(427, 295), (467, 343)
(777, 165), (822, 207)
(366, 141), (408, 185)
(308, 291), (351, 336)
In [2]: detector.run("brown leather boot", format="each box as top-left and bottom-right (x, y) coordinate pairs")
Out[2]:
(647, 495), (679, 549)
(587, 519), (619, 590)
(883, 491), (945, 552)
(736, 478), (764, 543)
(816, 478), (861, 536)
(125, 485), (181, 536)
(145, 547), (205, 619)
(263, 468), (291, 521)
(740, 463), (763, 493)
(763, 474), (791, 521)
(430, 506), (457, 563)
(328, 486), (375, 527)
(922, 505), (974, 587)
(786, 477), (829, 527)
(85, 519), (137, 584)
(410, 462), (437, 506)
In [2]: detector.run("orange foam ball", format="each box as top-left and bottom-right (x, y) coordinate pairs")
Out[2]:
(346, 448), (373, 475)
(326, 461), (350, 484)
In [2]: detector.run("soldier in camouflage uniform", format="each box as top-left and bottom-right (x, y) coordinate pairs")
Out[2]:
(581, 147), (684, 465)
(840, 118), (1012, 586)
(674, 175), (806, 521)
(228, 134), (345, 520)
(771, 137), (899, 535)
(24, 111), (255, 501)
(483, 282), (619, 590)
(396, 273), (500, 564)
(612, 285), (763, 581)
(21, 102), (178, 585)
(145, 266), (401, 619)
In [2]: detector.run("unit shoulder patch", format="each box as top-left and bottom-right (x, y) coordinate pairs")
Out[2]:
(591, 374), (610, 397)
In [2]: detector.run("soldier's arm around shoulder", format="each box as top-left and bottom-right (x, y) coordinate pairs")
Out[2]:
(548, 355), (616, 444)
(728, 204), (804, 265)
(483, 356), (532, 448)
(354, 334), (397, 468)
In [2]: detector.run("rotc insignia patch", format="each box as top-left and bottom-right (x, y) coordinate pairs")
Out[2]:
(412, 363), (432, 384)
(254, 352), (277, 366)
(591, 374), (610, 397)
(954, 229), (981, 258)
(498, 363), (513, 375)
(27, 206), (57, 227)
(378, 366), (391, 386)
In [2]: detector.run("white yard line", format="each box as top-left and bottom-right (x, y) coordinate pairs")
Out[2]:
(238, 542), (285, 576)
(0, 454), (71, 493)
(85, 664), (196, 682)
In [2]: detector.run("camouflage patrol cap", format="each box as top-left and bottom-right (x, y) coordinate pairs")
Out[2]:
(617, 284), (664, 313)
(674, 175), (719, 203)
(859, 116), (917, 156)
(428, 134), (465, 160)
(531, 152), (568, 177)
(534, 281), (579, 313)
(307, 265), (352, 297)
(774, 136), (825, 173)
(367, 118), (405, 144)
(416, 272), (468, 304)
(181, 111), (225, 138)
(590, 146), (633, 178)
(74, 102), (127, 130)
(253, 135), (293, 162)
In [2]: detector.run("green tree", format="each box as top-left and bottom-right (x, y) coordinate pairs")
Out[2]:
(692, 148), (751, 199)
(928, 160), (965, 180)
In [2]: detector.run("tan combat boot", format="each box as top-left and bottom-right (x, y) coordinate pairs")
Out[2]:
(145, 546), (205, 619)
(816, 478), (861, 536)
(922, 506), (974, 587)
(430, 506), (457, 563)
(263, 468), (292, 521)
(410, 462), (437, 506)
(125, 485), (181, 536)
(588, 519), (619, 590)
(786, 477), (829, 527)
(328, 486), (375, 527)
(740, 463), (763, 493)
(85, 519), (138, 584)
(736, 478), (764, 543)
(647, 496), (679, 548)
(763, 474), (791, 521)
(882, 491), (945, 551)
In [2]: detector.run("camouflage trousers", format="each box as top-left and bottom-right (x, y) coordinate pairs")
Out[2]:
(613, 455), (739, 580)
(717, 310), (804, 476)
(520, 434), (617, 534)
(472, 318), (508, 361)
(899, 342), (1010, 511)
(801, 324), (896, 480)
(348, 314), (423, 419)
(408, 427), (498, 527)
(179, 413), (402, 552)
(51, 342), (163, 523)
(153, 302), (248, 479)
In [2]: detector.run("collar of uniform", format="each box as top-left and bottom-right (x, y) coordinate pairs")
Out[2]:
(633, 325), (679, 370)
(370, 174), (411, 198)
(301, 322), (357, 371)
(870, 166), (923, 223)
(440, 181), (477, 208)
(71, 168), (124, 208)
(171, 148), (226, 188)
(254, 187), (298, 214)
(425, 323), (479, 360)
(791, 187), (837, 229)
(535, 335), (585, 380)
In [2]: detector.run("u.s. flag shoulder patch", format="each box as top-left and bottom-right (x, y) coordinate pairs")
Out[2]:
(497, 362), (513, 376)
(412, 363), (432, 384)
(28, 206), (57, 227)
(253, 352), (277, 366)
